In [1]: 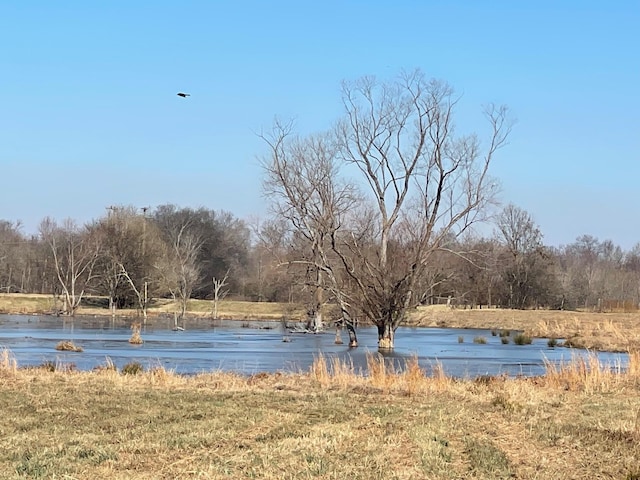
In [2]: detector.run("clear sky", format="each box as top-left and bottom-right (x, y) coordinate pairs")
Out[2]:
(1, 1), (638, 249)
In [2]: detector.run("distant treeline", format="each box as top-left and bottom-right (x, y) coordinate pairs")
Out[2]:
(1, 203), (639, 315)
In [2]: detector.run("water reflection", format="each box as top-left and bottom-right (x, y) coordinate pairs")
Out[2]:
(0, 314), (628, 378)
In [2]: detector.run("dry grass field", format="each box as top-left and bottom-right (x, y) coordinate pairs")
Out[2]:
(2, 295), (640, 478)
(1, 350), (639, 479)
(412, 305), (640, 352)
(0, 293), (306, 321)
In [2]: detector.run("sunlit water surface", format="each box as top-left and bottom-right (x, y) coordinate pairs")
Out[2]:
(0, 314), (628, 378)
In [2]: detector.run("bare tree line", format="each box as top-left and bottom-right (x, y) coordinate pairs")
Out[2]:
(2, 206), (640, 320)
(0, 207), (253, 319)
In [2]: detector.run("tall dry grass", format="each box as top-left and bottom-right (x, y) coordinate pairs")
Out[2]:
(311, 353), (452, 395)
(1, 345), (638, 396)
(0, 348), (17, 373)
(628, 349), (640, 377)
(543, 350), (638, 392)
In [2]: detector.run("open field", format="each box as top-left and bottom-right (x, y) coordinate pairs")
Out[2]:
(0, 293), (307, 321)
(2, 293), (640, 352)
(1, 350), (639, 479)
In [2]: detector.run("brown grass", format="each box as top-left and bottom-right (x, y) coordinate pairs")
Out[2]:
(0, 348), (17, 373)
(129, 322), (143, 344)
(0, 293), (62, 314)
(0, 353), (638, 479)
(542, 349), (640, 392)
(413, 305), (640, 352)
(55, 340), (84, 352)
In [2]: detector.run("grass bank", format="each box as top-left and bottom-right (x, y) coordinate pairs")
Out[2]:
(0, 293), (306, 321)
(1, 350), (639, 479)
(412, 305), (640, 352)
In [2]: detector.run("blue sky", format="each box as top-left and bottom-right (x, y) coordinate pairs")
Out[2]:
(1, 1), (639, 248)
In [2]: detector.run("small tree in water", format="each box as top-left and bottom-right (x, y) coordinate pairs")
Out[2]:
(262, 70), (512, 349)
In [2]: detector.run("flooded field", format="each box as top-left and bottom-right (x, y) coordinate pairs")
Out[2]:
(0, 314), (628, 378)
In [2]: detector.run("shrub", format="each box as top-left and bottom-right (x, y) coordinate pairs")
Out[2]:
(547, 337), (558, 348)
(122, 362), (144, 375)
(129, 322), (143, 345)
(563, 337), (583, 348)
(458, 336), (464, 343)
(499, 330), (510, 338)
(491, 329), (498, 337)
(473, 336), (487, 344)
(55, 341), (83, 352)
(39, 361), (56, 372)
(513, 333), (532, 345)
(500, 336), (510, 345)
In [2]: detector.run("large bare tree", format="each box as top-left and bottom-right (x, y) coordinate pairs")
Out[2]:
(156, 220), (203, 325)
(263, 70), (512, 349)
(262, 123), (361, 345)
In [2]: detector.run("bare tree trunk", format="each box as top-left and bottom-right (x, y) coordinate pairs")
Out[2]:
(377, 322), (394, 350)
(346, 324), (358, 347)
(334, 322), (344, 344)
(119, 265), (149, 323)
(212, 271), (229, 319)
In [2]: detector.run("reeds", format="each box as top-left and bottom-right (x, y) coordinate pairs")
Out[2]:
(55, 340), (83, 352)
(129, 322), (143, 344)
(628, 350), (640, 377)
(1, 346), (638, 396)
(311, 353), (359, 388)
(1, 348), (17, 373)
(310, 353), (450, 394)
(543, 351), (635, 392)
(513, 333), (532, 345)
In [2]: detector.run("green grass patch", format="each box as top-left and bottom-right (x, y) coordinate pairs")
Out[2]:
(463, 437), (513, 478)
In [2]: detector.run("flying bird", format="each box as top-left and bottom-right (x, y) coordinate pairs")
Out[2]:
(177, 92), (190, 98)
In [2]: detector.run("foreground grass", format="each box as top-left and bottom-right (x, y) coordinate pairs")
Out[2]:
(1, 351), (639, 479)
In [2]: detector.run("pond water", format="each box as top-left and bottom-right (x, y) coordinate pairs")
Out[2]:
(0, 314), (628, 378)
